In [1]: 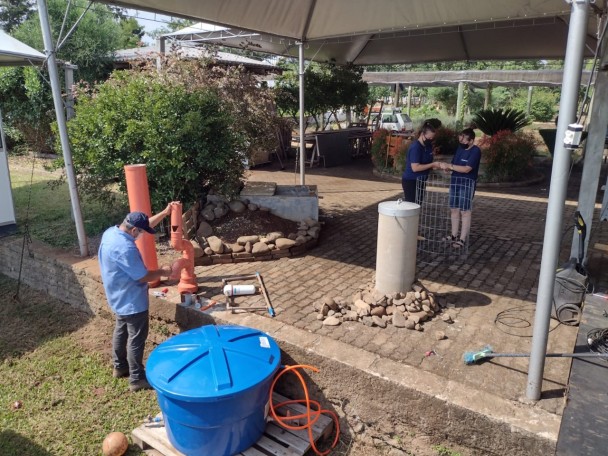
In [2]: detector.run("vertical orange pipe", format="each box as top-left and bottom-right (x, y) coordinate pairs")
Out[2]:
(124, 164), (160, 287)
(170, 202), (198, 294)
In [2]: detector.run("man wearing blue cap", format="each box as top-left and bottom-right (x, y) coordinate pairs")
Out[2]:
(98, 204), (173, 392)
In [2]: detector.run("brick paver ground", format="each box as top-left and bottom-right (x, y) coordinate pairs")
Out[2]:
(192, 158), (608, 415)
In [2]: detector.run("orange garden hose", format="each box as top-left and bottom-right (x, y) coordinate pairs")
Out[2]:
(269, 365), (340, 456)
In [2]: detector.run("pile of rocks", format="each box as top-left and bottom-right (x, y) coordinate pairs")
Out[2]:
(197, 194), (259, 223)
(315, 281), (453, 333)
(195, 219), (321, 257)
(183, 194), (321, 264)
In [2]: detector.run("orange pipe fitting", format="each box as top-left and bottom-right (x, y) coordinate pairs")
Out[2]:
(170, 202), (198, 294)
(124, 164), (160, 287)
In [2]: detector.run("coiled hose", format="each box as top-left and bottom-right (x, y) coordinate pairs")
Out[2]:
(269, 364), (340, 456)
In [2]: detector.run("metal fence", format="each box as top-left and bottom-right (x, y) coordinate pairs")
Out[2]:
(416, 174), (476, 264)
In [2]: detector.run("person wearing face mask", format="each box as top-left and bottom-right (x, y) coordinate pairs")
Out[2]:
(442, 128), (481, 248)
(98, 205), (174, 392)
(402, 121), (441, 205)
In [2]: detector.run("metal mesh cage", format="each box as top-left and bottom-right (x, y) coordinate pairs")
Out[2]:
(416, 174), (475, 264)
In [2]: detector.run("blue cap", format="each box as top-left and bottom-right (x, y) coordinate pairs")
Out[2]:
(125, 211), (155, 234)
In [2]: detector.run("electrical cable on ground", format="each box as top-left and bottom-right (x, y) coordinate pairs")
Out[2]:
(494, 305), (561, 337)
(269, 364), (340, 456)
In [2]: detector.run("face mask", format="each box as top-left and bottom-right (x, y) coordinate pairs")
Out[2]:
(133, 229), (144, 241)
(424, 138), (433, 146)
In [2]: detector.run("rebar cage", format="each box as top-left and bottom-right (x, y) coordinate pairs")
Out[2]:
(415, 174), (476, 264)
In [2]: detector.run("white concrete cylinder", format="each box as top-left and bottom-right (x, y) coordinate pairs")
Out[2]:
(375, 200), (420, 294)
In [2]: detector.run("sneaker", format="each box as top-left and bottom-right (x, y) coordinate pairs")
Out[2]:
(112, 367), (129, 378)
(129, 379), (152, 392)
(443, 235), (457, 242)
(452, 239), (466, 249)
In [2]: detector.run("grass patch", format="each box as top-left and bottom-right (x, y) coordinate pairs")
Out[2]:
(9, 156), (128, 248)
(0, 274), (155, 455)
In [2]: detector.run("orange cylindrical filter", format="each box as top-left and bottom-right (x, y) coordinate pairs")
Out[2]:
(169, 202), (198, 294)
(124, 164), (160, 287)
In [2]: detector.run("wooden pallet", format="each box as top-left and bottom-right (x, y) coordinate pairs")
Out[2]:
(132, 392), (334, 456)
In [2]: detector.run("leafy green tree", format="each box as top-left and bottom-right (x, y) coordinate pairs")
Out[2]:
(0, 0), (33, 32)
(429, 87), (458, 115)
(118, 17), (145, 48)
(327, 62), (368, 124)
(13, 0), (122, 82)
(368, 85), (391, 103)
(1, 0), (130, 152)
(510, 88), (558, 122)
(57, 56), (278, 209)
(274, 60), (368, 130)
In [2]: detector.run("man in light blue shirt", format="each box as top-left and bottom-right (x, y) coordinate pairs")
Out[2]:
(99, 207), (172, 392)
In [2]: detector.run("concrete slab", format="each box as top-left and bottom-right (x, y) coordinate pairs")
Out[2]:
(240, 183), (319, 222)
(240, 181), (276, 196)
(178, 159), (608, 453)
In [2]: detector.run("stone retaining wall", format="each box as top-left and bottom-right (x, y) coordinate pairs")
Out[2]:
(195, 237), (319, 265)
(0, 237), (105, 316)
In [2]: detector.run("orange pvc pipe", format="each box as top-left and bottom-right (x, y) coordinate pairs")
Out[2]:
(124, 164), (160, 287)
(169, 202), (198, 294)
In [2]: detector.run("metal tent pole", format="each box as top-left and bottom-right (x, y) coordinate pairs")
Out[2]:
(36, 0), (88, 256)
(526, 0), (589, 401)
(298, 41), (305, 186)
(570, 33), (608, 263)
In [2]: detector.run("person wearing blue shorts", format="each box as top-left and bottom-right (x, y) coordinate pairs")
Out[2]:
(444, 128), (481, 248)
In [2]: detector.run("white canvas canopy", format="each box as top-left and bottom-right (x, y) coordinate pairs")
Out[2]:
(110, 1), (602, 64)
(0, 29), (46, 66)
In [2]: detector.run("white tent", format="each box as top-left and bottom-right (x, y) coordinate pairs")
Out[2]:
(110, 1), (601, 64)
(0, 29), (45, 66)
(0, 30), (46, 235)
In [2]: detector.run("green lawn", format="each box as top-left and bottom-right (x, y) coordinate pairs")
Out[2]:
(9, 156), (128, 248)
(0, 274), (154, 455)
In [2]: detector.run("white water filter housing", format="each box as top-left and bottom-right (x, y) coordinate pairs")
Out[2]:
(223, 284), (257, 296)
(375, 200), (420, 294)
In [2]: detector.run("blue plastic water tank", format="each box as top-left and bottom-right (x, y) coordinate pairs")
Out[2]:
(146, 325), (281, 456)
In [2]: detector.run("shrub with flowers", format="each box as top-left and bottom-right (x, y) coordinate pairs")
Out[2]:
(370, 129), (411, 173)
(370, 128), (391, 168)
(479, 129), (537, 182)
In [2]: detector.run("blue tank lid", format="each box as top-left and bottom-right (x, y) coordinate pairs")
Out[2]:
(146, 325), (281, 401)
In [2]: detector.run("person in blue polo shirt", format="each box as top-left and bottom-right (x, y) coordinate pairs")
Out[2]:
(443, 128), (481, 249)
(98, 206), (173, 392)
(402, 121), (441, 204)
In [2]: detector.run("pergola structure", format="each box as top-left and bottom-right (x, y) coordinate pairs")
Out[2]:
(363, 69), (594, 88)
(30, 0), (608, 400)
(363, 68), (595, 117)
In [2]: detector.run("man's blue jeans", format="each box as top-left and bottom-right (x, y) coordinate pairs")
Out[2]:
(112, 310), (149, 384)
